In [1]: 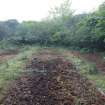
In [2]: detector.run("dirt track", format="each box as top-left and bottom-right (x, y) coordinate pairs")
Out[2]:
(1, 50), (105, 105)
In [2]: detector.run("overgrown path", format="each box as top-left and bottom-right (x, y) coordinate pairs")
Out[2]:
(1, 49), (105, 105)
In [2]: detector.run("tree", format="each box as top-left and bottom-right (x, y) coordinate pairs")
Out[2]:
(49, 0), (73, 24)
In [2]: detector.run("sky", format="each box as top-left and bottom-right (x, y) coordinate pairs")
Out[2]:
(0, 0), (104, 22)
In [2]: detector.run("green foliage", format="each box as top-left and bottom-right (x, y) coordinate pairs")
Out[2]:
(0, 1), (105, 51)
(49, 0), (73, 22)
(52, 32), (61, 42)
(0, 19), (19, 40)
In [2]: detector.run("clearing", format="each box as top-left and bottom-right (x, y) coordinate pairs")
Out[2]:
(1, 48), (105, 105)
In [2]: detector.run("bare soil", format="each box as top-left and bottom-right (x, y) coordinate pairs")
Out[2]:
(2, 50), (105, 105)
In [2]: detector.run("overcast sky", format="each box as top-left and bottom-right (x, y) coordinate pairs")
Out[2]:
(0, 0), (104, 22)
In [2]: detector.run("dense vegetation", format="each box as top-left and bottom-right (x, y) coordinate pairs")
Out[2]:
(0, 0), (105, 51)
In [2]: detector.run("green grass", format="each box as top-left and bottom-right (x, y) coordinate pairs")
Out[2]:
(0, 46), (41, 101)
